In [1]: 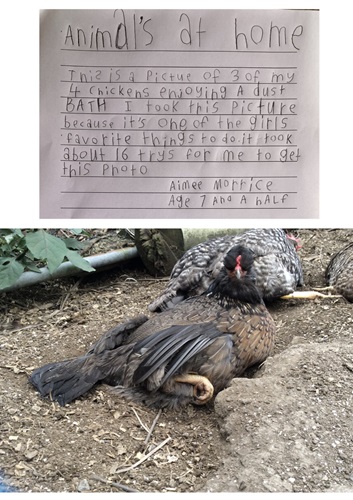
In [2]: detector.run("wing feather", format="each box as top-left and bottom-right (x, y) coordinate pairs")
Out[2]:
(132, 323), (221, 386)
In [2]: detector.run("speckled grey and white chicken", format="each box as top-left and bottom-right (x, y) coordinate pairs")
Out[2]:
(149, 228), (304, 312)
(325, 242), (353, 302)
(29, 245), (275, 409)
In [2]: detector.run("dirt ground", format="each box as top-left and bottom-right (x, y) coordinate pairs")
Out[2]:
(0, 228), (352, 493)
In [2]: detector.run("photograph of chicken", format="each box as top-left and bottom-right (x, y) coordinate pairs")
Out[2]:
(29, 245), (275, 409)
(2, 228), (353, 493)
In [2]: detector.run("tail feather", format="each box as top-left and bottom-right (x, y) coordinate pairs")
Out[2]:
(29, 356), (99, 406)
(30, 342), (135, 406)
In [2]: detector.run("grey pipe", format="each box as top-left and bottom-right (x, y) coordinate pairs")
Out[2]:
(1, 247), (139, 293)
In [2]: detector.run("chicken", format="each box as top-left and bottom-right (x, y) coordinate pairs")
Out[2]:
(29, 245), (275, 409)
(325, 242), (353, 302)
(149, 228), (304, 312)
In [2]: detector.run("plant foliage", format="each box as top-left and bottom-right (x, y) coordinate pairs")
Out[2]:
(0, 229), (95, 290)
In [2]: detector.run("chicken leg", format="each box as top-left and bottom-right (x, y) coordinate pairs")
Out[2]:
(280, 290), (342, 300)
(173, 374), (214, 404)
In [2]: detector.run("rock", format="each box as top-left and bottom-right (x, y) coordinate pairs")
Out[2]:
(77, 479), (90, 491)
(203, 342), (353, 493)
(24, 450), (38, 461)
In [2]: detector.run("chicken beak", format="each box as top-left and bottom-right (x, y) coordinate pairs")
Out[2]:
(235, 268), (242, 279)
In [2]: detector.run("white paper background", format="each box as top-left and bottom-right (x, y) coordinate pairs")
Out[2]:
(40, 9), (319, 219)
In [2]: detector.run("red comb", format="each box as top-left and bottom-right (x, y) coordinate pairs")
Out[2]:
(235, 254), (242, 269)
(287, 233), (302, 250)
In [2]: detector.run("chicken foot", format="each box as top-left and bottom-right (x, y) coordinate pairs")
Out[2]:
(280, 290), (341, 300)
(173, 373), (214, 404)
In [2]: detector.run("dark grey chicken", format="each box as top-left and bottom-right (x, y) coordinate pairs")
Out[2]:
(149, 228), (304, 312)
(325, 242), (353, 302)
(29, 245), (275, 409)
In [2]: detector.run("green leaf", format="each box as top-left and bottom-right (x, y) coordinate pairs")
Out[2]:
(25, 230), (67, 273)
(65, 249), (95, 273)
(0, 229), (25, 255)
(0, 229), (24, 238)
(24, 262), (43, 273)
(0, 258), (24, 289)
(63, 238), (85, 250)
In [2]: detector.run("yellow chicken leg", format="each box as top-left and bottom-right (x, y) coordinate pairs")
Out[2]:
(173, 373), (214, 404)
(280, 290), (341, 300)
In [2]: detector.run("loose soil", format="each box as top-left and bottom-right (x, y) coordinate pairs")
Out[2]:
(0, 228), (352, 492)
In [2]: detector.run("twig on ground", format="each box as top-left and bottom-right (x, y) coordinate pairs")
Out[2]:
(4, 323), (43, 334)
(131, 407), (149, 433)
(343, 362), (353, 373)
(59, 280), (82, 310)
(144, 409), (162, 445)
(90, 474), (139, 492)
(112, 436), (171, 474)
(134, 277), (169, 282)
(122, 276), (138, 283)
